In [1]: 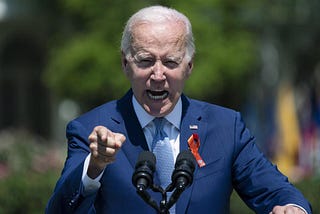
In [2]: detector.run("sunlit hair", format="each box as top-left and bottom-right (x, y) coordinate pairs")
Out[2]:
(121, 5), (195, 62)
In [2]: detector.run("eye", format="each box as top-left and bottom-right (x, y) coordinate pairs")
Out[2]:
(136, 58), (155, 68)
(163, 60), (179, 69)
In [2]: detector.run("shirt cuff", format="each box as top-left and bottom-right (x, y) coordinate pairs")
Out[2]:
(81, 154), (105, 196)
(285, 203), (308, 214)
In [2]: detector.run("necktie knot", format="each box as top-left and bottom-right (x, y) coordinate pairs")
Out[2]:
(153, 117), (164, 129)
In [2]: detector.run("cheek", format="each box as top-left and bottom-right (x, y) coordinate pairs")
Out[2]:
(134, 72), (150, 83)
(127, 66), (149, 80)
(129, 71), (151, 88)
(168, 72), (187, 88)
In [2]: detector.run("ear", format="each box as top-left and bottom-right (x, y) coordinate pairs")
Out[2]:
(121, 51), (128, 71)
(186, 59), (194, 78)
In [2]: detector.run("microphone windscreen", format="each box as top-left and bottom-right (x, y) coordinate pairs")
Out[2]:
(175, 150), (196, 167)
(136, 151), (156, 169)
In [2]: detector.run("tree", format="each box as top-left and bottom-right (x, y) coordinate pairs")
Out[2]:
(43, 0), (258, 110)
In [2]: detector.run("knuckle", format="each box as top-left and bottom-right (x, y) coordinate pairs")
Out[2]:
(89, 143), (97, 149)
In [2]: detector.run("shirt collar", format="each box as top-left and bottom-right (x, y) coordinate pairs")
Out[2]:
(132, 95), (182, 130)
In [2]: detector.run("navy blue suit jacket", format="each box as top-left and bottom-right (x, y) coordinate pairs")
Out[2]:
(46, 90), (311, 213)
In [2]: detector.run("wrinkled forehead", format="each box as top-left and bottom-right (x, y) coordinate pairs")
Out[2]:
(130, 21), (187, 52)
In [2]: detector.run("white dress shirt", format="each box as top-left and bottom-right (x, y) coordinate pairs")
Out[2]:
(132, 95), (181, 161)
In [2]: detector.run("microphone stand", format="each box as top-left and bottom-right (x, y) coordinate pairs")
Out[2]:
(165, 180), (187, 210)
(136, 187), (161, 213)
(150, 184), (170, 214)
(133, 150), (196, 213)
(136, 180), (189, 214)
(133, 175), (177, 213)
(136, 182), (175, 214)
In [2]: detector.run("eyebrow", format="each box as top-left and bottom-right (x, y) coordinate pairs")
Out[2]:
(134, 53), (152, 59)
(166, 55), (183, 62)
(134, 52), (184, 61)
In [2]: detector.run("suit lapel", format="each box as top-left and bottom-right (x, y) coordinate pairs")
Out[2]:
(180, 95), (208, 158)
(177, 95), (208, 213)
(115, 90), (149, 168)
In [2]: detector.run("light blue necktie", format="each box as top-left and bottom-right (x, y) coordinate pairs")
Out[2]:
(152, 118), (175, 213)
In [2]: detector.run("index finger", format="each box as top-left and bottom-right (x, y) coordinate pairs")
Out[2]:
(114, 133), (126, 148)
(88, 126), (111, 143)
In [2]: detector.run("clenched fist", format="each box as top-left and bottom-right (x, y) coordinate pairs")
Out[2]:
(87, 126), (126, 178)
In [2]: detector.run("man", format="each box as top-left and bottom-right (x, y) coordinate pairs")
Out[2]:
(46, 5), (312, 214)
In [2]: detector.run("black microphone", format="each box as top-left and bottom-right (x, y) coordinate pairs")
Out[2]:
(166, 150), (196, 210)
(132, 151), (156, 191)
(132, 151), (160, 213)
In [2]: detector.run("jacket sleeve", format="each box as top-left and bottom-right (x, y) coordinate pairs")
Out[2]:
(46, 120), (99, 214)
(231, 112), (312, 213)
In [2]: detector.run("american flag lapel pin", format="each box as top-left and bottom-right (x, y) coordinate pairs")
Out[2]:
(189, 125), (198, 130)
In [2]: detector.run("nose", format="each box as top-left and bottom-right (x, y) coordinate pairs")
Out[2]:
(151, 60), (166, 81)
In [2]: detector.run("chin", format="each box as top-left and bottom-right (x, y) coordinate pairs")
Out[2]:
(144, 104), (171, 117)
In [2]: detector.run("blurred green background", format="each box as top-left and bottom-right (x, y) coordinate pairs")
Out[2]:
(0, 0), (319, 213)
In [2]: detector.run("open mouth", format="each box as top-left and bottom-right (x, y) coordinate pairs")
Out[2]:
(147, 90), (169, 100)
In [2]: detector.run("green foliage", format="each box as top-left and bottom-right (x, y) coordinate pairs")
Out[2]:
(0, 129), (64, 213)
(43, 0), (258, 108)
(174, 0), (258, 101)
(43, 0), (320, 108)
(230, 192), (254, 214)
(295, 177), (320, 214)
(44, 35), (129, 105)
(0, 171), (60, 214)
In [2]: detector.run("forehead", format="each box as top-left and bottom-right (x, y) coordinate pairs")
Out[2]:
(131, 21), (186, 56)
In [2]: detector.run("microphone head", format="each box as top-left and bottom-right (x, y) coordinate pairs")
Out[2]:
(175, 150), (196, 165)
(136, 151), (156, 170)
(171, 150), (196, 187)
(175, 150), (196, 171)
(132, 151), (156, 190)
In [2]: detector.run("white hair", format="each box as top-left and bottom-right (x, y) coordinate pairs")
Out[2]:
(121, 5), (195, 61)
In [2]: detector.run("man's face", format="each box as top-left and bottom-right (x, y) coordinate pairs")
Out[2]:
(122, 21), (193, 117)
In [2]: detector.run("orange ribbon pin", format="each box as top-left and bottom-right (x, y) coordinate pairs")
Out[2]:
(187, 133), (206, 167)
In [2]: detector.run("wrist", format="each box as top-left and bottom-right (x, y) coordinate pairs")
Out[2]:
(87, 156), (107, 179)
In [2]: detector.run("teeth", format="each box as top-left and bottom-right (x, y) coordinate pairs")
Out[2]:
(147, 91), (168, 100)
